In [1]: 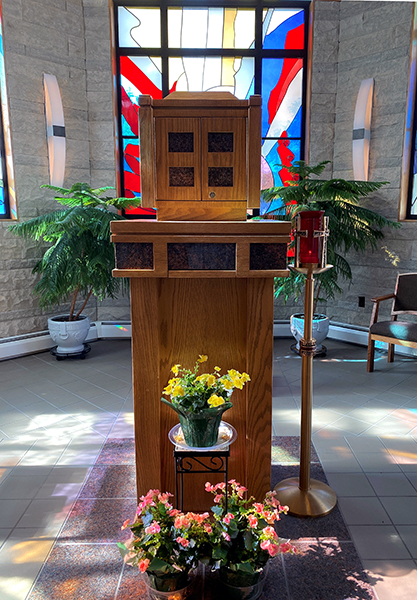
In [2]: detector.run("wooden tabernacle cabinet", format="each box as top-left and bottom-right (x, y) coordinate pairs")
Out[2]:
(139, 92), (261, 221)
(112, 92), (290, 510)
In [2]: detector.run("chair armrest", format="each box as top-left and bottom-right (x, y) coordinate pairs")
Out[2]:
(370, 293), (395, 304)
(369, 293), (395, 328)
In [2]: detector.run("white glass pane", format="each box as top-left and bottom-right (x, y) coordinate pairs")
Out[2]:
(169, 56), (253, 98)
(168, 7), (255, 49)
(118, 7), (161, 48)
(207, 8), (223, 49)
(233, 10), (255, 49)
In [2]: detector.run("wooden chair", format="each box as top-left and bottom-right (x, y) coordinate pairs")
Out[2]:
(367, 273), (417, 372)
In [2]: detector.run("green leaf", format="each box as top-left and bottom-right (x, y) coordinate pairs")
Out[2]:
(236, 562), (256, 574)
(243, 529), (254, 551)
(148, 557), (172, 574)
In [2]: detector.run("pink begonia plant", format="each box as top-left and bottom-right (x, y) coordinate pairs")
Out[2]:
(118, 489), (212, 593)
(203, 479), (296, 581)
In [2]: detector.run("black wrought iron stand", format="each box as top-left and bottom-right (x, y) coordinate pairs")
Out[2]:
(174, 447), (230, 512)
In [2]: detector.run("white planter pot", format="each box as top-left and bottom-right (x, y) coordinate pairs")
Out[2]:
(290, 313), (330, 354)
(48, 315), (90, 355)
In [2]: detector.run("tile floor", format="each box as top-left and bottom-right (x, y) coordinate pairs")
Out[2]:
(0, 338), (416, 598)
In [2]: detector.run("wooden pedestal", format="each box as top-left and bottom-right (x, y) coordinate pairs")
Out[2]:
(111, 219), (290, 510)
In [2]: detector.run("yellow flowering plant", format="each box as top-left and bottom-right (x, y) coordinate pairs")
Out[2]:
(161, 355), (250, 415)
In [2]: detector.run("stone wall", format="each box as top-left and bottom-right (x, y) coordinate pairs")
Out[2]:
(326, 0), (415, 326)
(0, 0), (415, 338)
(275, 0), (417, 328)
(0, 0), (129, 338)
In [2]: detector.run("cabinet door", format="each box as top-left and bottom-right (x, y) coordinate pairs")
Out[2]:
(155, 118), (201, 201)
(201, 118), (246, 201)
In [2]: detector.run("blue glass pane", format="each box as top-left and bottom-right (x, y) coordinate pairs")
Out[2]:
(260, 139), (301, 215)
(0, 186), (4, 217)
(263, 9), (304, 50)
(262, 58), (302, 138)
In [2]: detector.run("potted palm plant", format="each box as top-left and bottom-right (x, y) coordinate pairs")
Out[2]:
(9, 183), (140, 357)
(261, 161), (399, 354)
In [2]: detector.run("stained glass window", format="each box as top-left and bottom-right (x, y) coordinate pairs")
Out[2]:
(0, 0), (16, 220)
(114, 1), (309, 217)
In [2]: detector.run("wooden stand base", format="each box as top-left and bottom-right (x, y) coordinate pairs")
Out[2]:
(130, 277), (274, 511)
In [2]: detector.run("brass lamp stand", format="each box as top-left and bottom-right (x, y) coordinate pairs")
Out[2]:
(274, 212), (337, 517)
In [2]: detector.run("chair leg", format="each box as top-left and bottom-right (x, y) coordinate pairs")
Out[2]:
(367, 337), (375, 372)
(388, 343), (395, 363)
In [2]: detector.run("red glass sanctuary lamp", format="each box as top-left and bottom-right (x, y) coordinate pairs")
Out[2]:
(294, 210), (328, 268)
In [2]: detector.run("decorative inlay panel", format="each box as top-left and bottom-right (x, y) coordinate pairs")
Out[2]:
(249, 243), (287, 270)
(169, 167), (195, 187)
(168, 132), (194, 153)
(208, 132), (233, 153)
(115, 243), (154, 269)
(208, 167), (233, 187)
(168, 243), (236, 270)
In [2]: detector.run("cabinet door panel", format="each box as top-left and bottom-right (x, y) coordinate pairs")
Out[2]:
(155, 118), (201, 201)
(201, 118), (246, 201)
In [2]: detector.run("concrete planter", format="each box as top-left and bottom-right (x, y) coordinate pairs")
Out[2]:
(290, 313), (330, 354)
(48, 315), (90, 355)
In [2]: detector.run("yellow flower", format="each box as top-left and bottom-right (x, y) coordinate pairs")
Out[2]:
(228, 369), (238, 377)
(221, 377), (234, 390)
(214, 366), (221, 372)
(197, 355), (208, 363)
(206, 374), (216, 387)
(172, 384), (185, 397)
(171, 364), (181, 375)
(241, 372), (251, 383)
(195, 374), (208, 383)
(162, 384), (173, 395)
(207, 395), (225, 407)
(232, 377), (243, 390)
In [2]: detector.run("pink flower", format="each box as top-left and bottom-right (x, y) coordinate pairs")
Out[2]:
(169, 508), (181, 517)
(205, 482), (215, 492)
(223, 513), (234, 525)
(248, 515), (258, 529)
(158, 492), (173, 504)
(262, 526), (278, 539)
(139, 558), (150, 572)
(236, 486), (247, 498)
(260, 539), (279, 556)
(214, 494), (223, 503)
(222, 531), (231, 541)
(279, 542), (296, 554)
(253, 503), (264, 513)
(176, 536), (189, 548)
(121, 519), (130, 531)
(228, 479), (237, 485)
(145, 521), (161, 535)
(174, 515), (190, 529)
(214, 482), (226, 491)
(267, 542), (280, 557)
(204, 523), (212, 534)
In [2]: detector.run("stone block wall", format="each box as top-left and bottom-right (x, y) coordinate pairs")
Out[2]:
(0, 0), (416, 338)
(0, 0), (129, 338)
(325, 0), (415, 327)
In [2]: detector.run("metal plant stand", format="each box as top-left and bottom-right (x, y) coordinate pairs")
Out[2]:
(174, 447), (230, 512)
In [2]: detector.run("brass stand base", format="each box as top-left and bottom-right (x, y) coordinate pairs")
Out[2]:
(274, 477), (337, 518)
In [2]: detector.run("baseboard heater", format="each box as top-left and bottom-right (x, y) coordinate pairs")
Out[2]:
(1, 320), (416, 361)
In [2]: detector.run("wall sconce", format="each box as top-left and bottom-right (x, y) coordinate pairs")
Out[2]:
(352, 78), (374, 181)
(43, 74), (66, 187)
